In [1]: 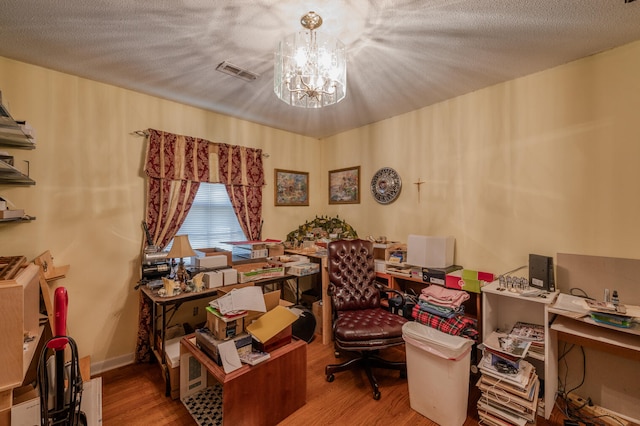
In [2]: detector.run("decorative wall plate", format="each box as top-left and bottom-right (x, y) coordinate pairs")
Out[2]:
(370, 167), (402, 204)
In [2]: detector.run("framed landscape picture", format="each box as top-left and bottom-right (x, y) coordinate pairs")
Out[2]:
(275, 169), (309, 206)
(329, 166), (360, 204)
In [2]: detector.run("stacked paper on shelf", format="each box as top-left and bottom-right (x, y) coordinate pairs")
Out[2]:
(510, 321), (545, 356)
(476, 352), (540, 424)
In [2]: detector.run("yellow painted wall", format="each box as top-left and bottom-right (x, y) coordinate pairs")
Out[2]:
(322, 40), (640, 419)
(1, 38), (640, 417)
(0, 56), (321, 370)
(324, 40), (640, 275)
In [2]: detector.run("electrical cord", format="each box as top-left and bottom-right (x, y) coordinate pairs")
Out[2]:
(556, 341), (626, 426)
(568, 287), (592, 299)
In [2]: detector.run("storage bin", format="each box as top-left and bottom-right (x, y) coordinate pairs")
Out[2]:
(402, 321), (473, 426)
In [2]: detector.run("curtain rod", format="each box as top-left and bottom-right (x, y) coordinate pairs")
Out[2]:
(131, 130), (269, 158)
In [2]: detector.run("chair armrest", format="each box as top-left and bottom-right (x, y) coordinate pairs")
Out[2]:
(374, 281), (405, 306)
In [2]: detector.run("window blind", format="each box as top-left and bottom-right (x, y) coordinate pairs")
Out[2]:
(175, 183), (246, 253)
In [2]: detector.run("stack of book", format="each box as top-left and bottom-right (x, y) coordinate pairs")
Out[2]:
(476, 331), (540, 425)
(585, 299), (633, 328)
(509, 321), (545, 358)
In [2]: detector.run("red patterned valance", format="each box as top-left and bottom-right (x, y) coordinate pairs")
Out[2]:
(144, 128), (264, 187)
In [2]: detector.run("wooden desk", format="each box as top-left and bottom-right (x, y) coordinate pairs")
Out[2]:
(549, 304), (640, 362)
(140, 274), (298, 397)
(180, 336), (307, 425)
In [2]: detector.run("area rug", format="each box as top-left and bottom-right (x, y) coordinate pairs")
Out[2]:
(182, 384), (223, 426)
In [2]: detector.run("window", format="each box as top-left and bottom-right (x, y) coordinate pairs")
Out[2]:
(175, 183), (246, 254)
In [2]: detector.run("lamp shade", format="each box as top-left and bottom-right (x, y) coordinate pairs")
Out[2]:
(167, 235), (196, 259)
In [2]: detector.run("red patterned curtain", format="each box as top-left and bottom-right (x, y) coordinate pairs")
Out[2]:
(218, 143), (264, 240)
(136, 129), (264, 363)
(143, 129), (208, 248)
(143, 129), (264, 247)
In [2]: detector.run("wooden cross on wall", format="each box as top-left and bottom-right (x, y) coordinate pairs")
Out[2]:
(414, 178), (425, 203)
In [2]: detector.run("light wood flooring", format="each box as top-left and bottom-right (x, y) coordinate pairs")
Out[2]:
(99, 337), (567, 425)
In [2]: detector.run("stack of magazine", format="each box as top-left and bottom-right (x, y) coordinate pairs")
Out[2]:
(509, 321), (545, 358)
(476, 331), (540, 425)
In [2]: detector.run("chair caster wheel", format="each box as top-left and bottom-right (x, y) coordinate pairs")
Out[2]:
(373, 391), (381, 400)
(326, 374), (335, 382)
(334, 351), (340, 358)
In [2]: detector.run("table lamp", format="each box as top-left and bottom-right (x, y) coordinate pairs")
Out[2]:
(167, 235), (196, 287)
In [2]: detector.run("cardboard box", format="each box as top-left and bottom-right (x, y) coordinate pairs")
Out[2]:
(234, 262), (284, 283)
(267, 243), (285, 257)
(407, 235), (455, 268)
(233, 244), (268, 260)
(195, 255), (227, 269)
(222, 268), (237, 285)
(203, 270), (223, 288)
(10, 385), (39, 426)
(244, 289), (281, 331)
(195, 248), (232, 265)
(266, 254), (309, 267)
(195, 329), (252, 366)
(246, 305), (297, 352)
(165, 337), (182, 400)
(445, 269), (494, 293)
(206, 307), (247, 340)
(422, 265), (463, 286)
(287, 262), (320, 276)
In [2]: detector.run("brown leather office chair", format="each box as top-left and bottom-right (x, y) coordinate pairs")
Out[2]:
(325, 239), (408, 400)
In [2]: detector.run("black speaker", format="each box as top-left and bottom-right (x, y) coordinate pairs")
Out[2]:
(290, 305), (316, 343)
(529, 254), (555, 292)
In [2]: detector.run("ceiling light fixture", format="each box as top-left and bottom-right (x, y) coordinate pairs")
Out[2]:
(274, 11), (346, 108)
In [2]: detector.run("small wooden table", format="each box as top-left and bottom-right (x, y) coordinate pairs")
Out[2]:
(140, 274), (299, 397)
(180, 335), (307, 425)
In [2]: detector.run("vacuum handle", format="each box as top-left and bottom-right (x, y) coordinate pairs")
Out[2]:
(53, 287), (68, 337)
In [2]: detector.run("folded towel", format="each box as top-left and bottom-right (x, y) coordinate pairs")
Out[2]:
(420, 285), (470, 308)
(417, 299), (465, 319)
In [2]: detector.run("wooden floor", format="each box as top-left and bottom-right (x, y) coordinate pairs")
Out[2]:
(99, 337), (568, 425)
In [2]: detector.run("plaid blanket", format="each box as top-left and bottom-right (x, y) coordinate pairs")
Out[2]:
(411, 305), (478, 340)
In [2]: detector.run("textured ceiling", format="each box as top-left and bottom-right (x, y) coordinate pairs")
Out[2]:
(1, 0), (639, 139)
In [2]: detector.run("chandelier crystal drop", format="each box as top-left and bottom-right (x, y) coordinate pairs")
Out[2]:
(274, 11), (346, 108)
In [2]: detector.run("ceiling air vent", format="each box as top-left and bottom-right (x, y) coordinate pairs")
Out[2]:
(216, 61), (259, 82)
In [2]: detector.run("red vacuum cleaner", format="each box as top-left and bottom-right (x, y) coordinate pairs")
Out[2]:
(38, 287), (86, 425)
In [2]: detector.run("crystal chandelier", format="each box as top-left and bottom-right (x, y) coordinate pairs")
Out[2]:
(274, 11), (346, 108)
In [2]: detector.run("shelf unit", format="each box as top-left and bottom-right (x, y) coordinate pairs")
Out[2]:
(481, 280), (559, 420)
(0, 91), (35, 186)
(383, 271), (483, 339)
(34, 251), (70, 332)
(0, 262), (43, 419)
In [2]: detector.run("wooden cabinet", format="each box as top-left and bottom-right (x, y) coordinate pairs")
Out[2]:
(180, 336), (307, 425)
(0, 262), (43, 418)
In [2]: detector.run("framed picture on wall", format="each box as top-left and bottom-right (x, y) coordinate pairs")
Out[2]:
(275, 169), (309, 206)
(329, 166), (360, 204)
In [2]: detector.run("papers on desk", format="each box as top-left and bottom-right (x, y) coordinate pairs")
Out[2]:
(218, 340), (243, 373)
(209, 286), (266, 315)
(551, 293), (590, 317)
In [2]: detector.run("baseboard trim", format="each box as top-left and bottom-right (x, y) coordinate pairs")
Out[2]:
(91, 352), (135, 375)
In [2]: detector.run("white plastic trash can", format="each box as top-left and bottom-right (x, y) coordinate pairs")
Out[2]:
(402, 321), (474, 426)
